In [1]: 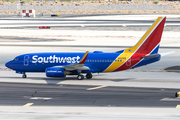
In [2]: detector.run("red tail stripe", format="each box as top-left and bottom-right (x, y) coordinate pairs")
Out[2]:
(135, 17), (166, 54)
(114, 17), (166, 72)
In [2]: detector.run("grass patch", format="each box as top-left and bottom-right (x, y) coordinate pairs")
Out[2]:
(154, 0), (160, 4)
(21, 0), (34, 3)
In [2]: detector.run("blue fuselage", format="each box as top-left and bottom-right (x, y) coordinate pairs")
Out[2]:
(6, 52), (119, 73)
(5, 51), (160, 74)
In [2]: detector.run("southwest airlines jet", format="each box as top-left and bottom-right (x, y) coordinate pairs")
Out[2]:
(5, 16), (166, 80)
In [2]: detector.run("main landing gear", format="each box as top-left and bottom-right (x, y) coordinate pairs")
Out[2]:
(77, 73), (93, 80)
(22, 73), (27, 78)
(77, 74), (84, 80)
(86, 73), (93, 79)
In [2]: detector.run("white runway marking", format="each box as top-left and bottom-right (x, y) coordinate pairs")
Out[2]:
(23, 103), (33, 107)
(87, 85), (107, 90)
(160, 98), (180, 101)
(30, 97), (52, 100)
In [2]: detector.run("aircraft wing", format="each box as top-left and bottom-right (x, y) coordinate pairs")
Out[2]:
(62, 64), (90, 71)
(57, 51), (90, 71)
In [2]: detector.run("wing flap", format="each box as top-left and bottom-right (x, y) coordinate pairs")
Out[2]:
(160, 51), (175, 57)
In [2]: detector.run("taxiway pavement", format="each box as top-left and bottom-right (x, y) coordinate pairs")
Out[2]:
(0, 15), (180, 119)
(0, 82), (178, 107)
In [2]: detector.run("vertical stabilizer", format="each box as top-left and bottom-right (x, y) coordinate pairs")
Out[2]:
(126, 16), (166, 54)
(104, 17), (166, 72)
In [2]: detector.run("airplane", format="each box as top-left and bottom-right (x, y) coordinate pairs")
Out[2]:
(5, 16), (166, 80)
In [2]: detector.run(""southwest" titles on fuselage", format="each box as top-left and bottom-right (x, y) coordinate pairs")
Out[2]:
(32, 55), (81, 64)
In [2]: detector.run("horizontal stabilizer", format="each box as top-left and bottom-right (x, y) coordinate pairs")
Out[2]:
(143, 54), (160, 59)
(160, 51), (175, 57)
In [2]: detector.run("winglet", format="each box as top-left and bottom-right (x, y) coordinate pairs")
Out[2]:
(78, 51), (89, 64)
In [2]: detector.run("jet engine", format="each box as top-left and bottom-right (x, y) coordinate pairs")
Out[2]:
(46, 67), (66, 77)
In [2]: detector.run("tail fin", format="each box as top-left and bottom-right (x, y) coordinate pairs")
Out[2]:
(104, 17), (166, 72)
(125, 16), (166, 55)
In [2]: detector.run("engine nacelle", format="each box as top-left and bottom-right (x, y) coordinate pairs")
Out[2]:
(46, 67), (66, 77)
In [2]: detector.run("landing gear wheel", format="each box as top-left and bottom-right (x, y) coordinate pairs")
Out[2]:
(22, 74), (27, 78)
(77, 75), (84, 80)
(86, 73), (92, 79)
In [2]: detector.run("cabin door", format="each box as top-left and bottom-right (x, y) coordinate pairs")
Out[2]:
(126, 58), (131, 66)
(24, 55), (29, 66)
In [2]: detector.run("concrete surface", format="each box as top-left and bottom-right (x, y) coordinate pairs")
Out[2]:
(0, 14), (180, 119)
(0, 106), (180, 120)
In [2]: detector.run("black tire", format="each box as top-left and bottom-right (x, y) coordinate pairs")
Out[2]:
(22, 74), (26, 78)
(77, 75), (84, 80)
(175, 92), (179, 97)
(86, 73), (92, 79)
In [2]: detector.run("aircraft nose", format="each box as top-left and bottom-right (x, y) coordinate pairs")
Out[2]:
(5, 61), (12, 69)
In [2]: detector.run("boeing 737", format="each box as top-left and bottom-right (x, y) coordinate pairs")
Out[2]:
(5, 16), (166, 80)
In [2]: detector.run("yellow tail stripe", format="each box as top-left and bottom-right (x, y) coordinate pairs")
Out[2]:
(103, 17), (163, 72)
(103, 51), (133, 72)
(79, 51), (88, 63)
(130, 16), (163, 52)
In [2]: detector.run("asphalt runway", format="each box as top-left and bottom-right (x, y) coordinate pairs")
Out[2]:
(0, 46), (180, 108)
(0, 82), (179, 107)
(0, 15), (180, 119)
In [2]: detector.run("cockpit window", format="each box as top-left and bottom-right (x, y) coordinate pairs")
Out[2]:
(13, 58), (18, 61)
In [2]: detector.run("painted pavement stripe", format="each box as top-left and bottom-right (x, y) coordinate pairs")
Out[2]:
(23, 103), (33, 107)
(176, 105), (180, 108)
(30, 97), (52, 100)
(87, 85), (107, 90)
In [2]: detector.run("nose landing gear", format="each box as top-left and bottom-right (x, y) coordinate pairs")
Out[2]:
(22, 73), (27, 78)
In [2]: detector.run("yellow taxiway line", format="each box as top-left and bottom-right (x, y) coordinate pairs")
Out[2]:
(23, 103), (34, 107)
(87, 85), (107, 90)
(176, 105), (180, 108)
